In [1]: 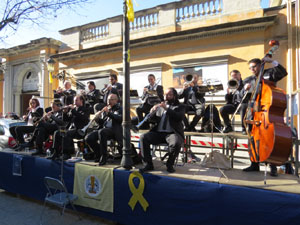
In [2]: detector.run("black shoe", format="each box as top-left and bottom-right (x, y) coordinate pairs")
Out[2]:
(166, 164), (175, 173)
(139, 163), (154, 173)
(270, 165), (278, 177)
(99, 154), (107, 166)
(243, 162), (260, 172)
(94, 157), (100, 163)
(223, 126), (233, 133)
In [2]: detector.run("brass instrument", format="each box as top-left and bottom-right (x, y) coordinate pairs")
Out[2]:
(78, 105), (111, 136)
(102, 84), (112, 94)
(183, 74), (193, 88)
(227, 78), (239, 91)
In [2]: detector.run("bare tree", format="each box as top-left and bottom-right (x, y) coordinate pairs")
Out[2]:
(0, 0), (92, 40)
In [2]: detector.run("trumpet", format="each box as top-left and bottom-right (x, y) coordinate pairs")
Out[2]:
(78, 105), (111, 136)
(183, 74), (193, 88)
(228, 78), (239, 91)
(102, 84), (112, 94)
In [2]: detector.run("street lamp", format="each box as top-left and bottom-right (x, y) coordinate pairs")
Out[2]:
(120, 0), (133, 170)
(47, 58), (55, 74)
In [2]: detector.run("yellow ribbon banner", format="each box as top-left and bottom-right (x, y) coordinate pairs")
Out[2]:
(126, 0), (135, 22)
(49, 71), (53, 84)
(128, 171), (149, 212)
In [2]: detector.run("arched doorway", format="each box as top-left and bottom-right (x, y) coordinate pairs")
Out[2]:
(21, 71), (40, 115)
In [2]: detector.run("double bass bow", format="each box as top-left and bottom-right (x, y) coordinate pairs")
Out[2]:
(244, 40), (292, 166)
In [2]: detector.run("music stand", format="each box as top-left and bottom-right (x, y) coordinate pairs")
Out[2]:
(206, 80), (223, 153)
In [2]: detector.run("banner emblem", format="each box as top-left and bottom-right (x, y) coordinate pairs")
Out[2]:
(85, 175), (102, 197)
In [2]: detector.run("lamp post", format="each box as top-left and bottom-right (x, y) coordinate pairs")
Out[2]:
(47, 58), (55, 74)
(121, 0), (133, 170)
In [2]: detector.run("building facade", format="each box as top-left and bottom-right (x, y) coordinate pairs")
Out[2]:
(0, 0), (299, 133)
(0, 38), (61, 116)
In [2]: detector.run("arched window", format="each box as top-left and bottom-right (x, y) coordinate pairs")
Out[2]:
(22, 71), (39, 92)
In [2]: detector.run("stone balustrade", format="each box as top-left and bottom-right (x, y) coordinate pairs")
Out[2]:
(59, 0), (262, 50)
(176, 0), (222, 22)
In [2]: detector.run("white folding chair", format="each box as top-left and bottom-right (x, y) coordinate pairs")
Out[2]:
(40, 176), (80, 224)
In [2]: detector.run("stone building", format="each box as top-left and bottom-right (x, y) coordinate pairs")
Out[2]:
(0, 38), (61, 116)
(0, 0), (299, 132)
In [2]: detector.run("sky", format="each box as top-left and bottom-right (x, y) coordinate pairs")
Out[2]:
(2, 0), (270, 48)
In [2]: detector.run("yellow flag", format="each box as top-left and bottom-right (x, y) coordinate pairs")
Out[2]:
(73, 163), (114, 212)
(49, 72), (53, 84)
(126, 0), (134, 22)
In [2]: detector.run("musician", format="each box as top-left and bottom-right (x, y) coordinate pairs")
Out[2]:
(220, 70), (247, 134)
(139, 88), (186, 173)
(54, 80), (76, 106)
(31, 100), (64, 156)
(243, 56), (288, 176)
(179, 74), (205, 131)
(136, 74), (164, 129)
(10, 98), (44, 151)
(85, 93), (122, 165)
(95, 74), (123, 111)
(50, 95), (89, 160)
(84, 81), (102, 114)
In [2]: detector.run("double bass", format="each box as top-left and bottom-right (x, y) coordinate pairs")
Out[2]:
(244, 40), (292, 166)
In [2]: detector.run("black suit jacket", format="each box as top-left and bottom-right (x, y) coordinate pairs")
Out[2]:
(64, 106), (90, 129)
(54, 89), (77, 106)
(150, 103), (185, 140)
(179, 86), (205, 105)
(141, 84), (164, 103)
(102, 82), (123, 104)
(242, 64), (288, 101)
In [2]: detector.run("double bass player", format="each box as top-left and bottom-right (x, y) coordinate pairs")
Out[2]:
(243, 55), (289, 176)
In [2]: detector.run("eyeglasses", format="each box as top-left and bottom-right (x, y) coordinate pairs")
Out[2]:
(249, 65), (258, 70)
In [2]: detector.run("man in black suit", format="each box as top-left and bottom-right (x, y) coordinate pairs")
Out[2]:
(50, 95), (90, 160)
(85, 93), (122, 165)
(139, 88), (186, 173)
(136, 74), (164, 129)
(84, 81), (102, 114)
(31, 100), (64, 156)
(179, 74), (205, 131)
(54, 80), (77, 106)
(242, 57), (288, 176)
(220, 70), (248, 134)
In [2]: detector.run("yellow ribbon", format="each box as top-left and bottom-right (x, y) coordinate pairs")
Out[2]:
(126, 0), (135, 22)
(128, 171), (149, 212)
(127, 49), (131, 63)
(49, 71), (53, 84)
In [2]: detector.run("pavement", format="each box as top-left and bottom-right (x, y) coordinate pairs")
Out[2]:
(0, 189), (116, 225)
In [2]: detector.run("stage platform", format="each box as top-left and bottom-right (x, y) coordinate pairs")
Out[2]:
(0, 149), (300, 225)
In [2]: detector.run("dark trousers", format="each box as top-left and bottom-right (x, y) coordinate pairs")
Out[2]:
(136, 103), (152, 122)
(85, 127), (121, 159)
(34, 122), (58, 150)
(53, 128), (81, 155)
(140, 131), (183, 166)
(220, 103), (247, 130)
(184, 104), (204, 130)
(10, 125), (35, 144)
